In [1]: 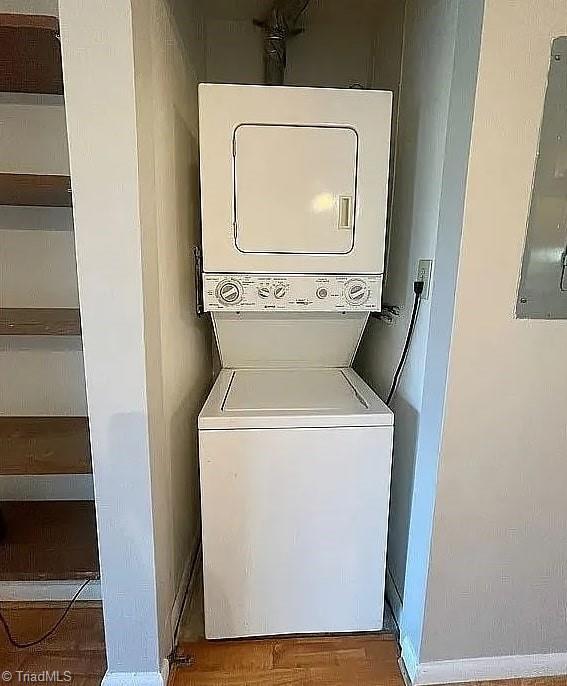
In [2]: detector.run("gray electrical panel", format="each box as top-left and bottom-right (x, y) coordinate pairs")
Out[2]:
(517, 37), (567, 319)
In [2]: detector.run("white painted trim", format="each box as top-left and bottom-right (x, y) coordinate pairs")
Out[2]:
(100, 655), (169, 686)
(385, 566), (402, 624)
(160, 658), (170, 686)
(412, 651), (567, 685)
(0, 580), (101, 602)
(398, 655), (413, 686)
(170, 537), (201, 645)
(170, 554), (192, 641)
(101, 672), (165, 686)
(400, 633), (420, 684)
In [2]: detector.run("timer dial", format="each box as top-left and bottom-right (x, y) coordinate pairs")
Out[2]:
(345, 279), (370, 305)
(216, 279), (243, 305)
(273, 285), (287, 299)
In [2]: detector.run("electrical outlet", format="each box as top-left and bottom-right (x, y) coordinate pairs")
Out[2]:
(416, 259), (433, 299)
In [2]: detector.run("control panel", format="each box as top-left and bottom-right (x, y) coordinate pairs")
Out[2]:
(203, 274), (382, 312)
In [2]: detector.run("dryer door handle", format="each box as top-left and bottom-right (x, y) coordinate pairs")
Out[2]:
(338, 195), (353, 230)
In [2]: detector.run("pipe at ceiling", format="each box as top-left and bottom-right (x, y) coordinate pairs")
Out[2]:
(254, 0), (311, 85)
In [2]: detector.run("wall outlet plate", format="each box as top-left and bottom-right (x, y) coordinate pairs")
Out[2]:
(417, 259), (433, 299)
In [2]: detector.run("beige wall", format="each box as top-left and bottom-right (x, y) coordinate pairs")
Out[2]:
(356, 0), (460, 607)
(169, 0), (206, 80)
(357, 1), (486, 673)
(0, 345), (86, 415)
(422, 0), (567, 662)
(0, 100), (69, 174)
(131, 0), (211, 662)
(1, 230), (78, 307)
(202, 0), (402, 91)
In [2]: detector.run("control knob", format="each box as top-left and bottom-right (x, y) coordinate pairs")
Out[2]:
(273, 285), (287, 299)
(345, 280), (370, 305)
(258, 287), (270, 299)
(216, 279), (243, 305)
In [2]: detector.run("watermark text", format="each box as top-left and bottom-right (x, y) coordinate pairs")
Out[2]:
(1, 671), (72, 683)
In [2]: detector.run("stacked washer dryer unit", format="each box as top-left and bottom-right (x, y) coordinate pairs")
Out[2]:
(198, 84), (394, 640)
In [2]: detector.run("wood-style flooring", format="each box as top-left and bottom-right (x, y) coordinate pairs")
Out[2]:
(170, 634), (404, 686)
(2, 613), (567, 686)
(0, 602), (105, 684)
(170, 634), (567, 686)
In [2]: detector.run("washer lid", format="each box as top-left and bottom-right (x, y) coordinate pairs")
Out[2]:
(199, 368), (393, 430)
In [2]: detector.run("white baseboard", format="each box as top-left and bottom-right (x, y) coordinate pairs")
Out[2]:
(102, 541), (199, 686)
(161, 658), (169, 686)
(398, 654), (413, 686)
(170, 536), (200, 645)
(101, 671), (165, 686)
(408, 647), (567, 685)
(0, 579), (101, 602)
(101, 645), (169, 686)
(385, 566), (403, 625)
(401, 634), (420, 683)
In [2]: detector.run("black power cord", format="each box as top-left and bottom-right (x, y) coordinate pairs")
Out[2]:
(386, 280), (425, 405)
(0, 578), (91, 649)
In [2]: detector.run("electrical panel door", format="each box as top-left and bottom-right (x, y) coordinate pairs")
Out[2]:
(234, 125), (357, 255)
(517, 37), (567, 319)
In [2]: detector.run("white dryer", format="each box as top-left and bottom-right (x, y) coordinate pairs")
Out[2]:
(197, 84), (394, 639)
(199, 367), (393, 639)
(199, 83), (392, 284)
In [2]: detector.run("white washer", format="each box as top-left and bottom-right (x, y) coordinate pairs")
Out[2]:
(199, 367), (393, 639)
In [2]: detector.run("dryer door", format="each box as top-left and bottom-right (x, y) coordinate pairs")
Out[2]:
(234, 125), (357, 255)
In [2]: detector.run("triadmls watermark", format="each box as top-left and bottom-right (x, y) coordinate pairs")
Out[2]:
(1, 671), (72, 683)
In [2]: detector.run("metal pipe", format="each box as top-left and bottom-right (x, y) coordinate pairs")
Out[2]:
(255, 0), (310, 85)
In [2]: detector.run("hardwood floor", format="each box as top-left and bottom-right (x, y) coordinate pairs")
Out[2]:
(170, 634), (404, 686)
(170, 634), (567, 686)
(0, 602), (105, 684)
